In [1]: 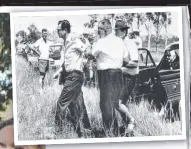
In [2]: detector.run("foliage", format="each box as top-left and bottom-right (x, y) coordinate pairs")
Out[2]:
(0, 13), (11, 63)
(27, 24), (41, 44)
(15, 56), (181, 140)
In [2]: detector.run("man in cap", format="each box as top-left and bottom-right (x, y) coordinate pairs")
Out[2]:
(91, 19), (129, 136)
(115, 20), (138, 134)
(53, 20), (91, 137)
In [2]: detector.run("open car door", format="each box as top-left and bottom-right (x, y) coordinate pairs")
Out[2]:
(134, 48), (160, 104)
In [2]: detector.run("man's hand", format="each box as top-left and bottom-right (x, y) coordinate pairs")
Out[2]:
(53, 72), (59, 80)
(125, 61), (138, 68)
(53, 67), (62, 79)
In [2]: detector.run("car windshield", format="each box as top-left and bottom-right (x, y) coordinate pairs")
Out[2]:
(50, 45), (62, 52)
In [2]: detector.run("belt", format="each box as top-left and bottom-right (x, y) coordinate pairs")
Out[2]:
(66, 70), (83, 76)
(97, 69), (121, 73)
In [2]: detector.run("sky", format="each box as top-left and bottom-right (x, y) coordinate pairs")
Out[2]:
(13, 11), (179, 37)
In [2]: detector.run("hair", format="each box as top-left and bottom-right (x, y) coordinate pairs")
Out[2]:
(0, 118), (13, 130)
(42, 28), (47, 33)
(100, 19), (111, 26)
(58, 20), (71, 33)
(16, 30), (25, 38)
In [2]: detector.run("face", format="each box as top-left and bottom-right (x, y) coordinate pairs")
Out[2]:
(0, 124), (45, 149)
(115, 29), (126, 39)
(98, 29), (106, 39)
(57, 29), (66, 39)
(42, 31), (47, 40)
(89, 39), (94, 45)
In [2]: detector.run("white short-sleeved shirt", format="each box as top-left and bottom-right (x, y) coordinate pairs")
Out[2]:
(133, 37), (142, 49)
(92, 33), (129, 70)
(122, 37), (139, 75)
(33, 38), (52, 60)
(64, 34), (87, 72)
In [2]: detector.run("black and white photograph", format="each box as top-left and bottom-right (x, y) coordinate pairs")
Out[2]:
(10, 7), (186, 145)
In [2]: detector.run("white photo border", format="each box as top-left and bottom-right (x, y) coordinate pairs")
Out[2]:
(10, 6), (186, 145)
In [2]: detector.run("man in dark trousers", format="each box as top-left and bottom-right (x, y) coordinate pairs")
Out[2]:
(115, 20), (138, 134)
(91, 19), (129, 136)
(53, 20), (91, 137)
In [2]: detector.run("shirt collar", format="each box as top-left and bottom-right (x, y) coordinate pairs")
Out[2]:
(66, 33), (72, 43)
(40, 37), (47, 43)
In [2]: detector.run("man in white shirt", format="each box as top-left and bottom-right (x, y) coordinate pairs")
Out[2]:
(91, 19), (129, 136)
(133, 30), (143, 61)
(29, 29), (52, 88)
(115, 20), (139, 134)
(53, 20), (91, 137)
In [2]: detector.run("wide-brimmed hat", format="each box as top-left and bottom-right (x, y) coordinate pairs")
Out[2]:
(115, 20), (130, 30)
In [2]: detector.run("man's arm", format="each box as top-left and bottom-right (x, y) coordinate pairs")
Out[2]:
(91, 40), (102, 58)
(53, 67), (62, 79)
(27, 40), (41, 56)
(127, 39), (139, 68)
(123, 41), (129, 65)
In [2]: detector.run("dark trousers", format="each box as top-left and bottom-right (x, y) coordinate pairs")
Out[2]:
(38, 59), (49, 87)
(55, 70), (91, 137)
(97, 69), (123, 136)
(120, 74), (138, 104)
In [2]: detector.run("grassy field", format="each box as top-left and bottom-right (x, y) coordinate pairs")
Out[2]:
(15, 55), (181, 141)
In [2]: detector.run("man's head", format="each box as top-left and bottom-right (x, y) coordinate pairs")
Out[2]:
(115, 20), (129, 39)
(42, 29), (48, 40)
(98, 19), (112, 38)
(133, 31), (140, 38)
(57, 20), (71, 39)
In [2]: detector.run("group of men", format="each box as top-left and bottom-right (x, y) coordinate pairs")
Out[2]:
(27, 18), (143, 137)
(51, 19), (142, 137)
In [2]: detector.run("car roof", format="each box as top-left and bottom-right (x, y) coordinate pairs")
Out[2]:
(166, 41), (179, 51)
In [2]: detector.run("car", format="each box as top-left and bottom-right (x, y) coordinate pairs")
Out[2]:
(48, 44), (63, 68)
(49, 44), (62, 60)
(132, 42), (180, 121)
(26, 44), (63, 70)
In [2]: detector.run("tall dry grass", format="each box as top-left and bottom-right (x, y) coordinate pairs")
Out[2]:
(15, 56), (181, 141)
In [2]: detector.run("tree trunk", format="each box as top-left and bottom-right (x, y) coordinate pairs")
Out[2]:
(137, 15), (140, 29)
(165, 28), (168, 48)
(148, 20), (151, 51)
(165, 13), (168, 48)
(0, 19), (5, 60)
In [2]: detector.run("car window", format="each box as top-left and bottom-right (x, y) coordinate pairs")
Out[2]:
(167, 49), (180, 70)
(54, 46), (62, 51)
(50, 46), (61, 52)
(138, 49), (155, 67)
